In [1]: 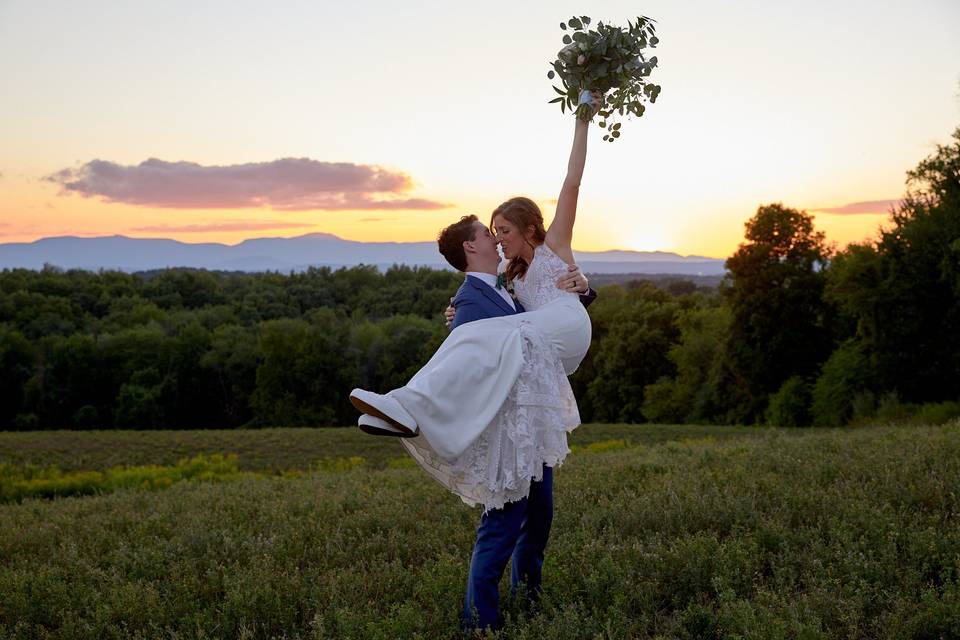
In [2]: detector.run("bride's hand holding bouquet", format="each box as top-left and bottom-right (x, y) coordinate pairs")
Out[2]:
(547, 15), (662, 142)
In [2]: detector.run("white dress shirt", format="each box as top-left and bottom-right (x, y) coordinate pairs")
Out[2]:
(466, 271), (516, 311)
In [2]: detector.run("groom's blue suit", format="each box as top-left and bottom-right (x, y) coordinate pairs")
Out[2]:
(453, 274), (595, 633)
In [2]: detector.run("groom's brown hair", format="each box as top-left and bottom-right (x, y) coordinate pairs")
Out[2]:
(438, 215), (480, 272)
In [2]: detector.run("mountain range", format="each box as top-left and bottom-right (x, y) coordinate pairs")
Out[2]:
(0, 233), (726, 276)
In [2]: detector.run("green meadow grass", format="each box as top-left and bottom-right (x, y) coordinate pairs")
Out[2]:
(1, 423), (958, 639)
(0, 423), (764, 473)
(0, 453), (249, 503)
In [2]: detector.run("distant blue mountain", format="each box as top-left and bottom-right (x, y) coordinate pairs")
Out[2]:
(0, 233), (726, 276)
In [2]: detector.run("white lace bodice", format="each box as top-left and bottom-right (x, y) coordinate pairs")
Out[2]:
(510, 243), (578, 312)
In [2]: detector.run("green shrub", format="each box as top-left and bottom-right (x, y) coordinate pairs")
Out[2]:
(871, 395), (960, 426)
(875, 391), (916, 423)
(915, 401), (960, 425)
(764, 376), (812, 427)
(11, 413), (39, 430)
(72, 405), (99, 428)
(811, 340), (874, 426)
(571, 439), (630, 454)
(310, 456), (366, 472)
(0, 453), (242, 503)
(850, 390), (877, 422)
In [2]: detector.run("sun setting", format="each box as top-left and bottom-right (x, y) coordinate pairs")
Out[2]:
(1, 1), (957, 260)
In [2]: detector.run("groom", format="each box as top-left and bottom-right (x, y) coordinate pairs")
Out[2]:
(434, 214), (596, 633)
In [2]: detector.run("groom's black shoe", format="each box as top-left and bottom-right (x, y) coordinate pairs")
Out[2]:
(349, 389), (418, 436)
(358, 414), (418, 438)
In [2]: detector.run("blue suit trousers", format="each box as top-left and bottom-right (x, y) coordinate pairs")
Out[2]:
(461, 464), (554, 632)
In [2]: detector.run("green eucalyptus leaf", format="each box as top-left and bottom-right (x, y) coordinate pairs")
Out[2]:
(547, 14), (661, 131)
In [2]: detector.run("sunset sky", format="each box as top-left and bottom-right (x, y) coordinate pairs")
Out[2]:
(1, 0), (958, 258)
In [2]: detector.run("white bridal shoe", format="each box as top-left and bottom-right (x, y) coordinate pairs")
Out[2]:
(357, 413), (417, 438)
(349, 389), (418, 436)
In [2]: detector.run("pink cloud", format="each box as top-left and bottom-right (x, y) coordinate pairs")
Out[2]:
(130, 220), (316, 233)
(46, 158), (452, 211)
(810, 199), (903, 215)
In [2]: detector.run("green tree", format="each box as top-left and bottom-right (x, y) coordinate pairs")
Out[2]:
(825, 126), (960, 405)
(764, 375), (813, 427)
(642, 302), (730, 424)
(811, 340), (875, 427)
(113, 370), (166, 429)
(200, 324), (261, 427)
(581, 283), (685, 422)
(721, 203), (832, 423)
(250, 310), (358, 426)
(0, 326), (34, 428)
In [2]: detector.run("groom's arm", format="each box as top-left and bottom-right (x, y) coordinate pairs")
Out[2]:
(555, 264), (596, 308)
(449, 297), (487, 331)
(579, 287), (598, 308)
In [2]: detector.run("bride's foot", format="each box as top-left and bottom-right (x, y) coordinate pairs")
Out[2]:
(349, 389), (418, 436)
(358, 414), (418, 438)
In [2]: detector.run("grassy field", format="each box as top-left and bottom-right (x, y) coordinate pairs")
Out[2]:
(1, 422), (958, 639)
(0, 423), (766, 473)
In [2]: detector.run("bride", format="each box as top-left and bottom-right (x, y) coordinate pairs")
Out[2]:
(351, 91), (601, 510)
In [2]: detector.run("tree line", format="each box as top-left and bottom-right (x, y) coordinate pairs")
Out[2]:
(0, 266), (458, 429)
(577, 126), (960, 427)
(1, 127), (958, 430)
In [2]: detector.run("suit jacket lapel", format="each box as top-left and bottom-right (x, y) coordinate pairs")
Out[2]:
(467, 276), (516, 315)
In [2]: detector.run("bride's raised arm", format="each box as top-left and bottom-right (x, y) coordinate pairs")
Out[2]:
(545, 90), (600, 263)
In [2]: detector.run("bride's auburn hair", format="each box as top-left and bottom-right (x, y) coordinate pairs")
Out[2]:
(491, 196), (546, 282)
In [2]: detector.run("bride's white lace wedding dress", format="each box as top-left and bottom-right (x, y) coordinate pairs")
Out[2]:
(385, 242), (592, 511)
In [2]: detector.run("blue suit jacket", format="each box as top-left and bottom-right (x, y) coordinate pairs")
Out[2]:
(450, 275), (597, 330)
(450, 276), (524, 330)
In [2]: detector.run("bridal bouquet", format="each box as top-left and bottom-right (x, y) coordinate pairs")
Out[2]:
(547, 15), (662, 142)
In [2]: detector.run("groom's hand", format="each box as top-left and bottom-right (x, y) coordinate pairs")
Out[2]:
(444, 297), (455, 329)
(556, 264), (589, 294)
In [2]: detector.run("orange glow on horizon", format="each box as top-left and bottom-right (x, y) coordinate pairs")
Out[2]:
(0, 183), (893, 260)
